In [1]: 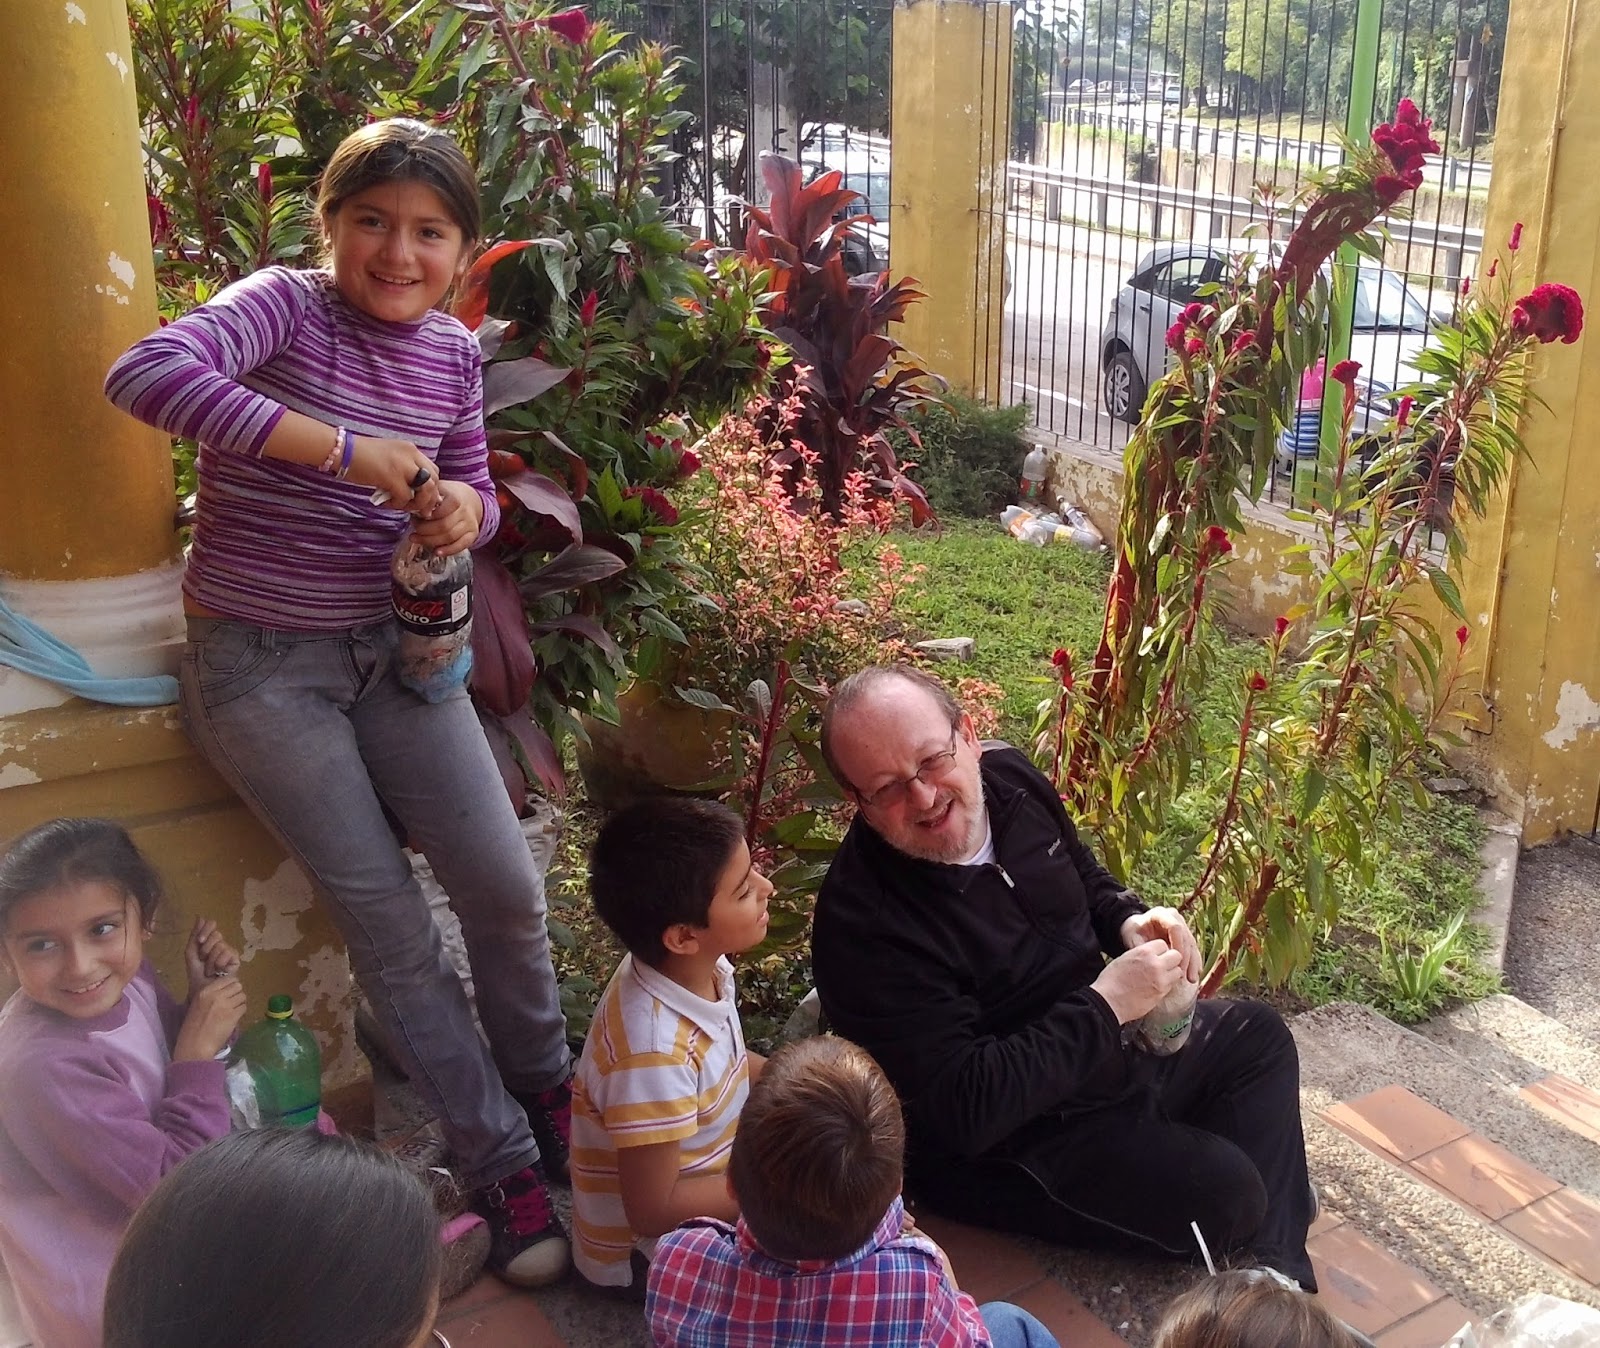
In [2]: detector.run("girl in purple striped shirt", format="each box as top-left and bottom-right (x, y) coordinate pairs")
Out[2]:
(105, 119), (572, 1287)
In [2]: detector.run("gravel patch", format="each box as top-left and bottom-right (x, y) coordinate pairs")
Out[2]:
(1503, 837), (1600, 1047)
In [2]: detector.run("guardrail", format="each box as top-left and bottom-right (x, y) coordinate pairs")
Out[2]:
(1005, 159), (1484, 279)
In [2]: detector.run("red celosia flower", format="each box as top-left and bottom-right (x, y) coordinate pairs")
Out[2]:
(1487, 259), (1498, 279)
(1051, 648), (1074, 689)
(183, 94), (200, 128)
(1165, 319), (1187, 353)
(1230, 332), (1258, 358)
(1461, 276), (1471, 298)
(257, 161), (273, 205)
(1456, 624), (1470, 647)
(1184, 337), (1205, 358)
(675, 447), (702, 480)
(1274, 615), (1290, 639)
(1509, 222), (1524, 252)
(146, 194), (171, 245)
(1511, 283), (1584, 344)
(579, 290), (599, 328)
(1179, 302), (1205, 324)
(1247, 671), (1269, 693)
(1395, 395), (1414, 430)
(1330, 358), (1361, 386)
(624, 485), (679, 525)
(540, 7), (591, 42)
(1204, 525), (1233, 556)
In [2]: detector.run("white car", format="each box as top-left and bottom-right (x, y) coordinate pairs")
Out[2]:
(1098, 242), (1435, 424)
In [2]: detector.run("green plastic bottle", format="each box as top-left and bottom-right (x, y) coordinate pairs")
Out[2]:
(230, 994), (321, 1128)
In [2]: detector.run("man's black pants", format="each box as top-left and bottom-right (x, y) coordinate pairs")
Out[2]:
(908, 997), (1316, 1289)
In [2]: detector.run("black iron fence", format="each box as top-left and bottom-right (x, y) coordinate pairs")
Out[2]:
(994, 0), (1502, 515)
(589, 0), (895, 248)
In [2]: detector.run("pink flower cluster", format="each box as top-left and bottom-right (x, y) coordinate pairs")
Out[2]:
(1511, 283), (1585, 345)
(1371, 99), (1439, 206)
(623, 485), (679, 526)
(1164, 301), (1217, 357)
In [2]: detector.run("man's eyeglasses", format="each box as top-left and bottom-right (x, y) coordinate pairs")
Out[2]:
(854, 727), (961, 809)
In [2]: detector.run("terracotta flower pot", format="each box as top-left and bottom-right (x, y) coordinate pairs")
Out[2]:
(574, 678), (735, 810)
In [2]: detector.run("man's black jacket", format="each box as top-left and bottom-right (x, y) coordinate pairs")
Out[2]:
(812, 744), (1147, 1168)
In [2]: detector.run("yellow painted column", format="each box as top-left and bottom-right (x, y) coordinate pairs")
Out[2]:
(890, 0), (1013, 399)
(0, 0), (177, 583)
(1456, 0), (1600, 840)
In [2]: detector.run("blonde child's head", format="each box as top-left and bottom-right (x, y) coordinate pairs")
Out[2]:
(1154, 1271), (1359, 1348)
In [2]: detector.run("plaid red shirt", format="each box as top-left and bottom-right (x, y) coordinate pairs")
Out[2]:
(645, 1196), (994, 1348)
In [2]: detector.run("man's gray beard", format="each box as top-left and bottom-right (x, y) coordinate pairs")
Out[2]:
(887, 778), (988, 864)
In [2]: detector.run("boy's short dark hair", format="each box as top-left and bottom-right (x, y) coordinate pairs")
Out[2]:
(729, 1036), (904, 1262)
(589, 796), (746, 967)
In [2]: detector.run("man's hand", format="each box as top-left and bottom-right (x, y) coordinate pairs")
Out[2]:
(1091, 940), (1186, 1024)
(184, 918), (242, 999)
(1121, 907), (1202, 982)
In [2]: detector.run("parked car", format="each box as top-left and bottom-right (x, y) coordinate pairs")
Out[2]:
(799, 126), (891, 276)
(1097, 242), (1435, 427)
(1162, 82), (1183, 104)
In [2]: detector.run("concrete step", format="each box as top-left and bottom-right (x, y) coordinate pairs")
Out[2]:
(1416, 993), (1600, 1096)
(1292, 1000), (1600, 1326)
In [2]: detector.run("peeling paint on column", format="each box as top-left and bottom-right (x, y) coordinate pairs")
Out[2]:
(106, 253), (136, 291)
(0, 763), (42, 789)
(1541, 681), (1600, 750)
(64, 2), (86, 21)
(299, 943), (359, 1086)
(239, 859), (317, 960)
(104, 51), (128, 80)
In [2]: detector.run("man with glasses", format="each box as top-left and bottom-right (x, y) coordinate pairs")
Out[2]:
(811, 664), (1316, 1293)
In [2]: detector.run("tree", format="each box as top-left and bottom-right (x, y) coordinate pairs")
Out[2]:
(1012, 0), (1075, 160)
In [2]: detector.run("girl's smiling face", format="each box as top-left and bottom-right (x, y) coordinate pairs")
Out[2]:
(1, 880), (149, 1020)
(323, 180), (470, 324)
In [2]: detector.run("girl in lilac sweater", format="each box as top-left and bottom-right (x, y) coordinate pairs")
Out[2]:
(0, 818), (244, 1348)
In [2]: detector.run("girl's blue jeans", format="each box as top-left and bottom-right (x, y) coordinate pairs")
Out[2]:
(181, 616), (570, 1188)
(979, 1302), (1061, 1348)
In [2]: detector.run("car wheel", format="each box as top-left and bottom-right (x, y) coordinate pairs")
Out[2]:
(1102, 349), (1146, 423)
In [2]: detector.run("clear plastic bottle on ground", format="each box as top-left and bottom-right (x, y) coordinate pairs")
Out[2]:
(230, 994), (322, 1127)
(391, 531), (474, 702)
(1019, 444), (1050, 503)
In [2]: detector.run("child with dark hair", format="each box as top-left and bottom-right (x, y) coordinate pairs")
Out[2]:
(1153, 1270), (1360, 1348)
(571, 797), (773, 1290)
(104, 1129), (444, 1348)
(0, 817), (245, 1348)
(646, 1035), (1060, 1348)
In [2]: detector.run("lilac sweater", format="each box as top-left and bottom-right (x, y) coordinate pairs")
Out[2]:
(0, 964), (230, 1348)
(104, 266), (500, 630)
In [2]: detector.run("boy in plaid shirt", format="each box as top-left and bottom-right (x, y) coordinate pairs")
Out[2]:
(645, 1036), (1059, 1348)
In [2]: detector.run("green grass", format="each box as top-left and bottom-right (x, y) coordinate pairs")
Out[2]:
(870, 519), (1495, 1023)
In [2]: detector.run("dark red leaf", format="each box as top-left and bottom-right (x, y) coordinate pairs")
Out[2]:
(502, 710), (567, 800)
(469, 553), (536, 717)
(539, 431), (590, 500)
(520, 544), (628, 601)
(482, 356), (572, 416)
(499, 469), (581, 545)
(531, 613), (622, 658)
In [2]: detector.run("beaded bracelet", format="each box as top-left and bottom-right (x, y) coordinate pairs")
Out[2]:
(335, 428), (356, 480)
(316, 425), (343, 475)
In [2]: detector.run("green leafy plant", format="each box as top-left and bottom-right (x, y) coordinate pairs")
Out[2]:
(892, 395), (1031, 519)
(1381, 911), (1469, 1020)
(1034, 100), (1583, 993)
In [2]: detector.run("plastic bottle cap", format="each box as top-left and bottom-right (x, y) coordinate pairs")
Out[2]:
(266, 994), (294, 1019)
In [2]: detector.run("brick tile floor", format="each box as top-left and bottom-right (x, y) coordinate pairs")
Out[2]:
(1520, 1074), (1600, 1147)
(1324, 1083), (1600, 1296)
(1499, 1188), (1600, 1284)
(1407, 1134), (1562, 1221)
(1308, 1223), (1447, 1336)
(1372, 1297), (1475, 1348)
(1324, 1085), (1471, 1162)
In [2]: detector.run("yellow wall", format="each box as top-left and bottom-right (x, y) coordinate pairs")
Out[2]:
(1454, 0), (1600, 841)
(891, 0), (1013, 398)
(0, 0), (178, 581)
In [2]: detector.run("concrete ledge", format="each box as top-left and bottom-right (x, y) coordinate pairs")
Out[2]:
(1475, 808), (1521, 975)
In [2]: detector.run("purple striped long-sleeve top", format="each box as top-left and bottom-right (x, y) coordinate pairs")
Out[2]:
(105, 266), (501, 630)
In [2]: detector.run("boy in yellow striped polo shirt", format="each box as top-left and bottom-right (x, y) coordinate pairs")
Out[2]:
(571, 798), (773, 1290)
